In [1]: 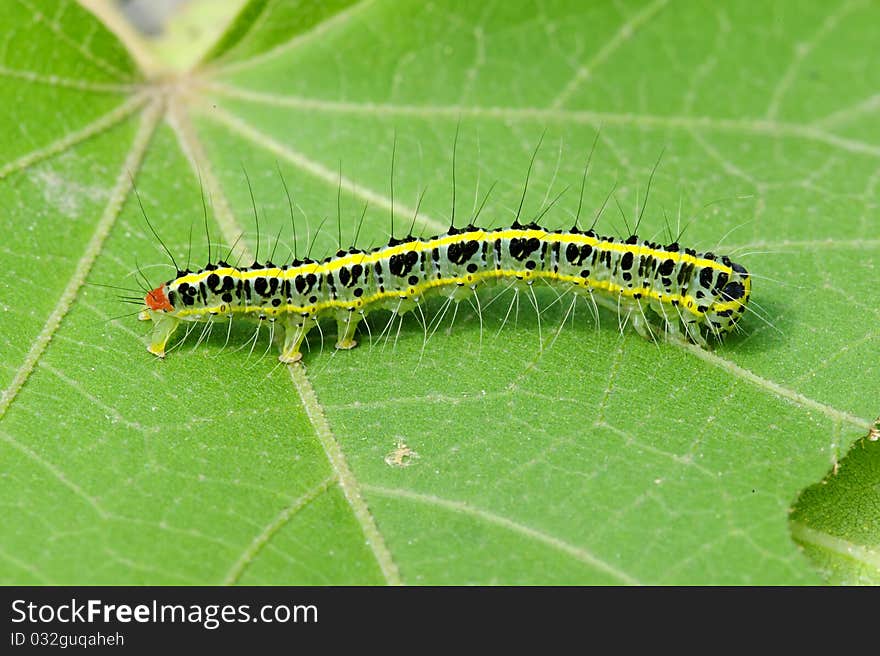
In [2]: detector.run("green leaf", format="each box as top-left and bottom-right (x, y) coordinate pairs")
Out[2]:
(791, 420), (880, 585)
(1, 0), (877, 584)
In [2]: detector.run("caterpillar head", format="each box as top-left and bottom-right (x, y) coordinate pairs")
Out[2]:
(706, 261), (751, 336)
(145, 284), (174, 313)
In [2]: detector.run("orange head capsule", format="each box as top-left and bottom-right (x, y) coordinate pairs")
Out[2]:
(145, 284), (174, 312)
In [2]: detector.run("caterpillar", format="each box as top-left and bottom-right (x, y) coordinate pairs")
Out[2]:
(139, 220), (752, 362)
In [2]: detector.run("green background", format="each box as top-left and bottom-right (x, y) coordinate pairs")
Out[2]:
(0, 0), (877, 584)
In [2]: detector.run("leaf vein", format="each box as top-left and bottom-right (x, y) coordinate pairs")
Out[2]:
(14, 0), (132, 81)
(201, 84), (880, 158)
(0, 429), (108, 519)
(363, 484), (641, 584)
(207, 0), (376, 74)
(791, 521), (880, 572)
(223, 475), (336, 585)
(0, 65), (138, 93)
(202, 104), (447, 235)
(765, 0), (867, 120)
(676, 340), (872, 430)
(0, 92), (147, 180)
(550, 0), (669, 109)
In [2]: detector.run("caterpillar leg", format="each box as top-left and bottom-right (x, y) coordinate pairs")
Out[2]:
(279, 315), (316, 363)
(593, 295), (659, 342)
(629, 304), (655, 341)
(146, 312), (181, 358)
(592, 293), (637, 336)
(335, 309), (363, 350)
(648, 299), (679, 340)
(681, 316), (708, 348)
(447, 285), (472, 302)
